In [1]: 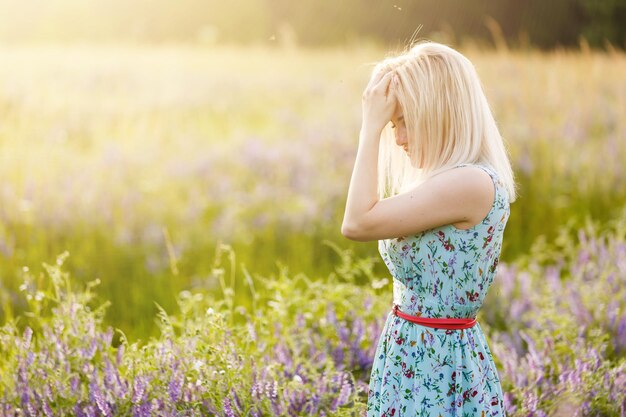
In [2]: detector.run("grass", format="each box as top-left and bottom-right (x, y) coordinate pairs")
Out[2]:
(0, 42), (624, 343)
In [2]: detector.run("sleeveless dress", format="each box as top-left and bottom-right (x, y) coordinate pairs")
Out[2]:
(366, 163), (509, 417)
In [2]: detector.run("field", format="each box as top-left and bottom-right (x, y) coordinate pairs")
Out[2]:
(0, 42), (625, 415)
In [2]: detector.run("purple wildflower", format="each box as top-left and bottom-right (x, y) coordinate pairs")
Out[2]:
(90, 380), (112, 417)
(132, 376), (147, 404)
(223, 397), (235, 417)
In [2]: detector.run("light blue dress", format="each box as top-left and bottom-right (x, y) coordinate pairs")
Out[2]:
(366, 163), (509, 417)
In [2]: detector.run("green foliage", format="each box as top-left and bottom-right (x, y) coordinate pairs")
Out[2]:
(2, 220), (626, 415)
(1, 44), (625, 340)
(579, 0), (626, 48)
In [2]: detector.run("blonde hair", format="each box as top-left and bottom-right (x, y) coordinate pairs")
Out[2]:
(374, 40), (517, 203)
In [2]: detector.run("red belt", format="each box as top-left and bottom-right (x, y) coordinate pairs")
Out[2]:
(392, 304), (477, 329)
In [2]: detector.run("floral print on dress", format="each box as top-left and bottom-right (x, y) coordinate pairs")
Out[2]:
(367, 163), (510, 417)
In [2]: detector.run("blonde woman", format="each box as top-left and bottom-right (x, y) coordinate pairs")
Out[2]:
(342, 40), (517, 416)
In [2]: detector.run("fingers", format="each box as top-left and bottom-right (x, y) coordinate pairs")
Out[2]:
(361, 69), (398, 130)
(366, 65), (388, 90)
(375, 71), (396, 96)
(365, 70), (396, 97)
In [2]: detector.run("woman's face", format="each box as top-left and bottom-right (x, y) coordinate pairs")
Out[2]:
(390, 103), (409, 156)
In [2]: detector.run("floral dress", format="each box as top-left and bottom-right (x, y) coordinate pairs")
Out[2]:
(366, 163), (509, 417)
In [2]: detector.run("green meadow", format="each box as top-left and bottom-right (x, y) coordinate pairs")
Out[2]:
(1, 42), (625, 343)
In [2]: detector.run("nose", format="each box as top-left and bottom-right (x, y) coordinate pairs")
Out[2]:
(395, 129), (408, 147)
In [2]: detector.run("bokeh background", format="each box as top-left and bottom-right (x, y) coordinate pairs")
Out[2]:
(1, 0), (625, 48)
(1, 0), (625, 338)
(0, 3), (625, 414)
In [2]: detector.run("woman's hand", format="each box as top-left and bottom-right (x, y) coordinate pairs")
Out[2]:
(361, 68), (398, 135)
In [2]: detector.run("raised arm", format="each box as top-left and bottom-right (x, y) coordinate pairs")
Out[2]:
(341, 164), (495, 241)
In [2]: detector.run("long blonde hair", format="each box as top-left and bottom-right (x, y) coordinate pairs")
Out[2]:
(374, 40), (517, 203)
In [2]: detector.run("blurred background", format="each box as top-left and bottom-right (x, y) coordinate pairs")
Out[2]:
(0, 0), (625, 48)
(0, 0), (625, 342)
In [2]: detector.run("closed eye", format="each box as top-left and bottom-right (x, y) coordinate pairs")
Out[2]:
(391, 115), (404, 129)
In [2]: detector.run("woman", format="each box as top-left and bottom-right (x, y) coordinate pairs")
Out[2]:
(342, 40), (517, 416)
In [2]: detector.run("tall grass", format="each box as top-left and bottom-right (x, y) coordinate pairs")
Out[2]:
(1, 215), (625, 415)
(0, 43), (624, 341)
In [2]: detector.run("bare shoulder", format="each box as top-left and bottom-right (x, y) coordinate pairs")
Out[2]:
(428, 165), (493, 190)
(425, 165), (495, 228)
(342, 163), (497, 241)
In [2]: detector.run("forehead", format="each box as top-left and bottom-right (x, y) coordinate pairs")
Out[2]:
(392, 101), (403, 119)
